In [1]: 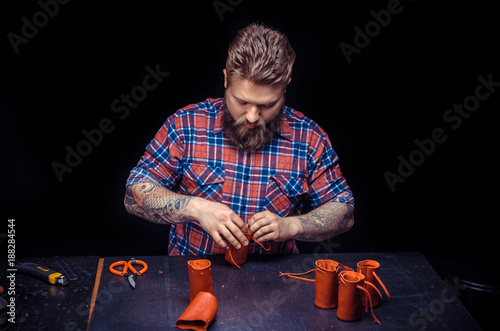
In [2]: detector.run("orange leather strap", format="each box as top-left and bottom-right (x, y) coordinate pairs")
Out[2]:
(252, 236), (271, 251)
(372, 271), (391, 299)
(365, 280), (383, 299)
(227, 249), (241, 269)
(356, 284), (381, 324)
(279, 269), (316, 282)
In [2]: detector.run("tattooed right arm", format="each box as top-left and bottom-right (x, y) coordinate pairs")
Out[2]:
(124, 181), (249, 249)
(124, 182), (195, 224)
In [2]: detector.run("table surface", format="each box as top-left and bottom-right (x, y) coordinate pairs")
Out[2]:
(1, 252), (482, 330)
(1, 256), (99, 331)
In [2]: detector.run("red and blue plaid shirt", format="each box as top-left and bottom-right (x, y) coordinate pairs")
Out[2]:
(126, 98), (354, 256)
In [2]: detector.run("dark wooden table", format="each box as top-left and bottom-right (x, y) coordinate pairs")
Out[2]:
(0, 256), (100, 331)
(1, 252), (482, 330)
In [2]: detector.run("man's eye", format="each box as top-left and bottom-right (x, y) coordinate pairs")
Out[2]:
(238, 100), (247, 105)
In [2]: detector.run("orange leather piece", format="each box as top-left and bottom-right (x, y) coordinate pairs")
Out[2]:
(279, 259), (352, 309)
(224, 232), (253, 267)
(337, 270), (380, 324)
(356, 260), (390, 307)
(314, 259), (343, 309)
(187, 259), (214, 302)
(224, 229), (270, 268)
(176, 291), (218, 330)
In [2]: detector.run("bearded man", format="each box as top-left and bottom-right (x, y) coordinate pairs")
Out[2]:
(124, 23), (354, 256)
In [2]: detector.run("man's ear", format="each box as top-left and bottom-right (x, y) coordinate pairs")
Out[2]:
(223, 69), (228, 89)
(284, 77), (291, 93)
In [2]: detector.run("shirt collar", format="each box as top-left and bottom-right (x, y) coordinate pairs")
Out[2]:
(213, 99), (292, 141)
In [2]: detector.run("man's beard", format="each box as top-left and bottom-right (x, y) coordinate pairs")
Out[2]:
(222, 100), (283, 152)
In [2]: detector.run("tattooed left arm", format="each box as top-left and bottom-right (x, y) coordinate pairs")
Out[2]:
(294, 202), (354, 241)
(248, 202), (354, 243)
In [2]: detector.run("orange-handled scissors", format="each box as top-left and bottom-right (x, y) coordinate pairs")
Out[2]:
(109, 258), (148, 289)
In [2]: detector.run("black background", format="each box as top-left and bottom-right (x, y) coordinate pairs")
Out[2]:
(2, 0), (498, 269)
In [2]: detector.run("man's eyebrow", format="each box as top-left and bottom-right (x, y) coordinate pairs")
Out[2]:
(234, 95), (279, 107)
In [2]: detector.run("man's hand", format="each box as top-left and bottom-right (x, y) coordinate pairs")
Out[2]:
(247, 210), (302, 243)
(248, 202), (354, 243)
(191, 198), (249, 250)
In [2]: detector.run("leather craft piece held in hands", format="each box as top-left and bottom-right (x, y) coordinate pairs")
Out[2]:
(224, 227), (270, 268)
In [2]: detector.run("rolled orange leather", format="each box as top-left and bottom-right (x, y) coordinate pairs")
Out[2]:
(225, 232), (253, 267)
(188, 259), (214, 302)
(356, 260), (390, 308)
(314, 259), (348, 309)
(176, 291), (218, 330)
(279, 259), (352, 309)
(337, 270), (380, 324)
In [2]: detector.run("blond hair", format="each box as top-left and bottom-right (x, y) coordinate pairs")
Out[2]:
(225, 23), (295, 88)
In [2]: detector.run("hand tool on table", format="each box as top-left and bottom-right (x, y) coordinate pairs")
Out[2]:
(16, 262), (68, 285)
(109, 258), (148, 289)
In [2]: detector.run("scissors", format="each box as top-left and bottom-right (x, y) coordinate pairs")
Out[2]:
(109, 258), (148, 289)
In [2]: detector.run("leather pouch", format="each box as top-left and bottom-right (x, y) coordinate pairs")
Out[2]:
(315, 259), (352, 309)
(224, 232), (253, 267)
(356, 260), (391, 307)
(279, 259), (352, 309)
(225, 229), (270, 268)
(337, 270), (380, 324)
(176, 291), (218, 330)
(188, 259), (214, 302)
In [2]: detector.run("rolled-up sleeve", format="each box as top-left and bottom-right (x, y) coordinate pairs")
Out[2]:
(126, 114), (184, 189)
(306, 131), (354, 209)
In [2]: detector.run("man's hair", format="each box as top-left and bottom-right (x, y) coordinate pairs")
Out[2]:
(225, 23), (296, 88)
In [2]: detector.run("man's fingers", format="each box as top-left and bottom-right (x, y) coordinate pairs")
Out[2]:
(252, 223), (273, 241)
(225, 220), (250, 247)
(229, 213), (246, 231)
(211, 232), (230, 250)
(248, 211), (268, 233)
(248, 211), (267, 224)
(219, 227), (244, 249)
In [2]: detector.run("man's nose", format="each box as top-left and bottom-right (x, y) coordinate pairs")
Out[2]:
(246, 106), (260, 123)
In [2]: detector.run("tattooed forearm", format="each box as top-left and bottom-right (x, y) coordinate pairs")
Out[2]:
(296, 202), (354, 242)
(124, 182), (195, 224)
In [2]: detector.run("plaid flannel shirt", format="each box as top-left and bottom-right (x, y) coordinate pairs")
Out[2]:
(126, 98), (354, 255)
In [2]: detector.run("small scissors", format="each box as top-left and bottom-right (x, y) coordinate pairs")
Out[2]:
(109, 258), (148, 289)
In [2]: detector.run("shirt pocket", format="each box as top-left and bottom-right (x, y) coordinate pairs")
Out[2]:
(265, 175), (309, 216)
(183, 163), (225, 201)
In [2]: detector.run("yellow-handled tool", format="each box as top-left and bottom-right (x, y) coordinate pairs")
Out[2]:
(17, 262), (68, 285)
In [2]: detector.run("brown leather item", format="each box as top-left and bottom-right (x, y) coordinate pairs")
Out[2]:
(337, 270), (380, 324)
(315, 259), (352, 309)
(188, 260), (214, 302)
(279, 259), (353, 309)
(224, 232), (253, 267)
(225, 229), (270, 268)
(176, 291), (218, 330)
(356, 260), (391, 307)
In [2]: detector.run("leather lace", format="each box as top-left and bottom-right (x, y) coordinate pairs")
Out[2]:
(227, 234), (270, 268)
